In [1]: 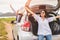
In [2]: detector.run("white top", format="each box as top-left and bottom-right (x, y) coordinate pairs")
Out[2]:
(33, 14), (55, 35)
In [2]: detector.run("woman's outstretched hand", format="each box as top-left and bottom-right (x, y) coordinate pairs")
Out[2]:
(25, 0), (31, 7)
(10, 4), (16, 13)
(55, 15), (60, 18)
(10, 4), (20, 15)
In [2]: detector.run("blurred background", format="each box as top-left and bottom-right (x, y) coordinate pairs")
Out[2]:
(0, 0), (60, 40)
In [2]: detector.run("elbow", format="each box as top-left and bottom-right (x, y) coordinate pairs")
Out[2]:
(25, 4), (28, 8)
(25, 6), (27, 11)
(24, 4), (26, 9)
(24, 5), (29, 11)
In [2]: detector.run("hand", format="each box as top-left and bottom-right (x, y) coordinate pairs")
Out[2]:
(55, 16), (60, 18)
(10, 4), (16, 13)
(10, 4), (13, 9)
(10, 4), (12, 7)
(25, 0), (31, 7)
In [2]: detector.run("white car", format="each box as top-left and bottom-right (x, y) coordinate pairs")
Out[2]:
(12, 0), (60, 40)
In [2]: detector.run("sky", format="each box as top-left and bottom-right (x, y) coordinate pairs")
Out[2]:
(0, 0), (58, 13)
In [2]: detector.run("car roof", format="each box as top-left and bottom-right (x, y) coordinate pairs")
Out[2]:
(30, 0), (58, 7)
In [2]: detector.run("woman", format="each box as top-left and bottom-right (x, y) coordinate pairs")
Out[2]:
(10, 0), (32, 39)
(10, 4), (23, 23)
(25, 5), (60, 40)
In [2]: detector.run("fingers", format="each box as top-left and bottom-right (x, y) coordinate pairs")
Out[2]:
(10, 4), (12, 8)
(25, 0), (31, 7)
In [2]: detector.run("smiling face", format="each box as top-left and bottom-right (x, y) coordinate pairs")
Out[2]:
(40, 10), (46, 18)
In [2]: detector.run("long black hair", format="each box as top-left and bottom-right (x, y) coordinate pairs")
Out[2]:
(39, 9), (48, 18)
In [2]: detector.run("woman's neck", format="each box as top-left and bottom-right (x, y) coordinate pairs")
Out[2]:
(41, 17), (45, 21)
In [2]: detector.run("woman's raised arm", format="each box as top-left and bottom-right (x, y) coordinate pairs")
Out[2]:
(25, 0), (31, 7)
(10, 4), (16, 13)
(25, 0), (36, 16)
(25, 6), (35, 15)
(55, 16), (60, 18)
(10, 4), (18, 15)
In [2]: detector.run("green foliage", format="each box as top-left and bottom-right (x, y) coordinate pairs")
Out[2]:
(0, 18), (15, 40)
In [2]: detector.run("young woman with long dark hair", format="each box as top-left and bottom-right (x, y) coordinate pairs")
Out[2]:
(10, 4), (23, 23)
(25, 3), (60, 40)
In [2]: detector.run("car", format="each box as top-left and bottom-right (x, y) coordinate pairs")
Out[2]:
(12, 0), (60, 40)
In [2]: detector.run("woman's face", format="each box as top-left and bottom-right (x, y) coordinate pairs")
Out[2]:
(40, 11), (46, 17)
